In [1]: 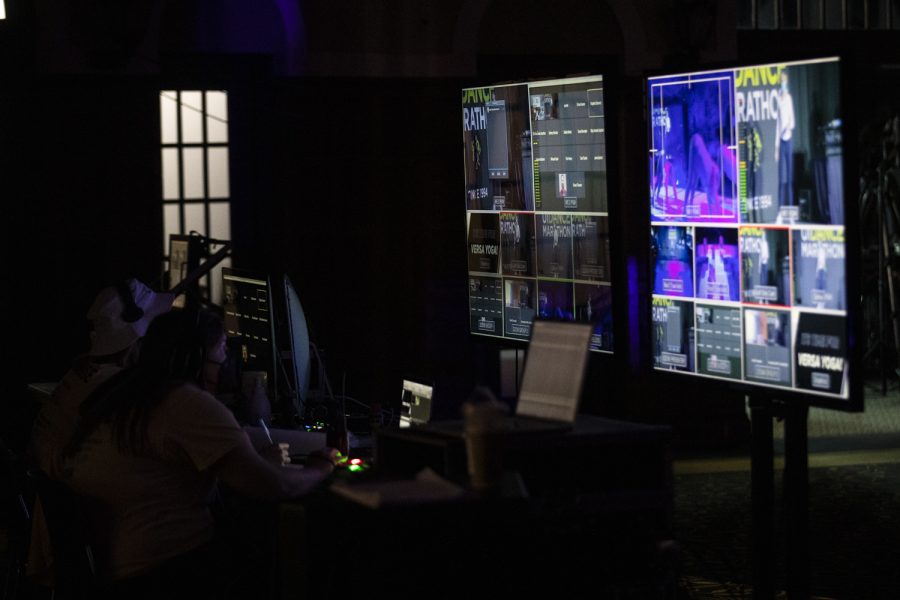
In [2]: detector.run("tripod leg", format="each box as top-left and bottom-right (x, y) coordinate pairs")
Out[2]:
(884, 224), (900, 380)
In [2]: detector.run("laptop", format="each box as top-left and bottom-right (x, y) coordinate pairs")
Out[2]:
(399, 377), (434, 428)
(423, 320), (594, 436)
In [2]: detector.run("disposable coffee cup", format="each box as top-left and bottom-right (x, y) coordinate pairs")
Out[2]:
(242, 370), (268, 397)
(463, 400), (508, 491)
(242, 371), (271, 423)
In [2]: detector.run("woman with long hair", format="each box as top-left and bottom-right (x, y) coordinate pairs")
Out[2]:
(62, 308), (337, 598)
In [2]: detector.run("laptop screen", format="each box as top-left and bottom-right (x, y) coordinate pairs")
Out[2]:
(400, 379), (434, 428)
(516, 321), (593, 423)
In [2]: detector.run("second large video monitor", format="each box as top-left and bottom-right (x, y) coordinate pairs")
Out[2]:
(463, 75), (613, 352)
(647, 57), (858, 407)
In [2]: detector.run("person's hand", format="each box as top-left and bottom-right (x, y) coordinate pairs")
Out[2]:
(259, 442), (290, 466)
(305, 447), (342, 472)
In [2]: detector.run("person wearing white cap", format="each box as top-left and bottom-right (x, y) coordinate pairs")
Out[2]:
(58, 308), (338, 596)
(26, 279), (174, 586)
(29, 279), (175, 479)
(85, 279), (177, 360)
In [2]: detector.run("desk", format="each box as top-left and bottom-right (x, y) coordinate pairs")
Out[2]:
(275, 416), (675, 599)
(375, 415), (673, 519)
(277, 484), (675, 598)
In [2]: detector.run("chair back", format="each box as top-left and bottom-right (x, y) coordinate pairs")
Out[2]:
(1, 437), (32, 600)
(25, 469), (101, 599)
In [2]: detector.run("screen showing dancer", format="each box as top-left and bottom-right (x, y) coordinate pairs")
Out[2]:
(648, 57), (850, 400)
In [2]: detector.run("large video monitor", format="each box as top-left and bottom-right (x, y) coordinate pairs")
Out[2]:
(463, 75), (613, 353)
(647, 57), (860, 408)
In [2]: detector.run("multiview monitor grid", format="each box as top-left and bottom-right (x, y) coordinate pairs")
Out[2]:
(463, 75), (613, 353)
(648, 57), (849, 400)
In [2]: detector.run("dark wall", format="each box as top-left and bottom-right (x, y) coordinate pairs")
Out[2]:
(8, 3), (900, 450)
(2, 74), (159, 447)
(266, 77), (477, 415)
(259, 66), (638, 420)
(4, 63), (639, 426)
(9, 76), (161, 372)
(0, 4), (734, 448)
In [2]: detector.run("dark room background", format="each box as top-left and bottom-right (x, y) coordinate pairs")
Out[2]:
(4, 0), (900, 449)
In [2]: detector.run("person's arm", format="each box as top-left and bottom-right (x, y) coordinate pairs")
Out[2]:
(210, 435), (336, 499)
(162, 385), (336, 499)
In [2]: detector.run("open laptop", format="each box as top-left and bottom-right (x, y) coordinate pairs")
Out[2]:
(423, 320), (594, 436)
(399, 377), (434, 428)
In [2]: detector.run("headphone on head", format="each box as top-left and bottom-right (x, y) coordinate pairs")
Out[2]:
(115, 280), (145, 324)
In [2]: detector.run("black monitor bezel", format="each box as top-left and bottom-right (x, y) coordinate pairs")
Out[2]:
(643, 54), (863, 412)
(461, 70), (620, 357)
(221, 266), (279, 393)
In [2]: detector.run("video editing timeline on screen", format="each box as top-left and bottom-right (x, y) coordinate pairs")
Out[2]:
(463, 75), (613, 353)
(648, 57), (849, 399)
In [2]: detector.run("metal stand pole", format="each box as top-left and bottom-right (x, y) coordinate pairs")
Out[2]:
(784, 402), (810, 599)
(878, 162), (887, 395)
(750, 395), (775, 600)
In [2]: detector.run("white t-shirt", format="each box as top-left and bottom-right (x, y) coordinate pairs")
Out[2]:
(778, 91), (795, 142)
(817, 245), (827, 271)
(64, 383), (247, 580)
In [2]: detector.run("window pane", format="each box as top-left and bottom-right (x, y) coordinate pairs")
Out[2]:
(209, 202), (231, 243)
(206, 91), (229, 143)
(825, 0), (845, 28)
(893, 0), (900, 28)
(160, 91), (178, 144)
(180, 91), (204, 144)
(738, 0), (753, 28)
(803, 0), (823, 28)
(781, 0), (799, 28)
(870, 0), (888, 27)
(162, 148), (180, 200)
(163, 204), (181, 254)
(848, 0), (866, 27)
(182, 147), (205, 199)
(758, 0), (776, 28)
(185, 203), (206, 237)
(208, 147), (230, 198)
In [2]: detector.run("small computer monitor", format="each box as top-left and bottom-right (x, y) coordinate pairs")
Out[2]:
(222, 268), (276, 380)
(399, 379), (434, 428)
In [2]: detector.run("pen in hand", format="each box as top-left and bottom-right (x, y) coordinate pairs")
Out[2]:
(259, 418), (290, 466)
(259, 417), (274, 444)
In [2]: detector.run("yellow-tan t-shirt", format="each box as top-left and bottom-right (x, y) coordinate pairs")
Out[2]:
(30, 361), (122, 479)
(64, 383), (246, 580)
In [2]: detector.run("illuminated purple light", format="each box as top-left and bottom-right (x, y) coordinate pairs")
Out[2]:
(627, 257), (639, 370)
